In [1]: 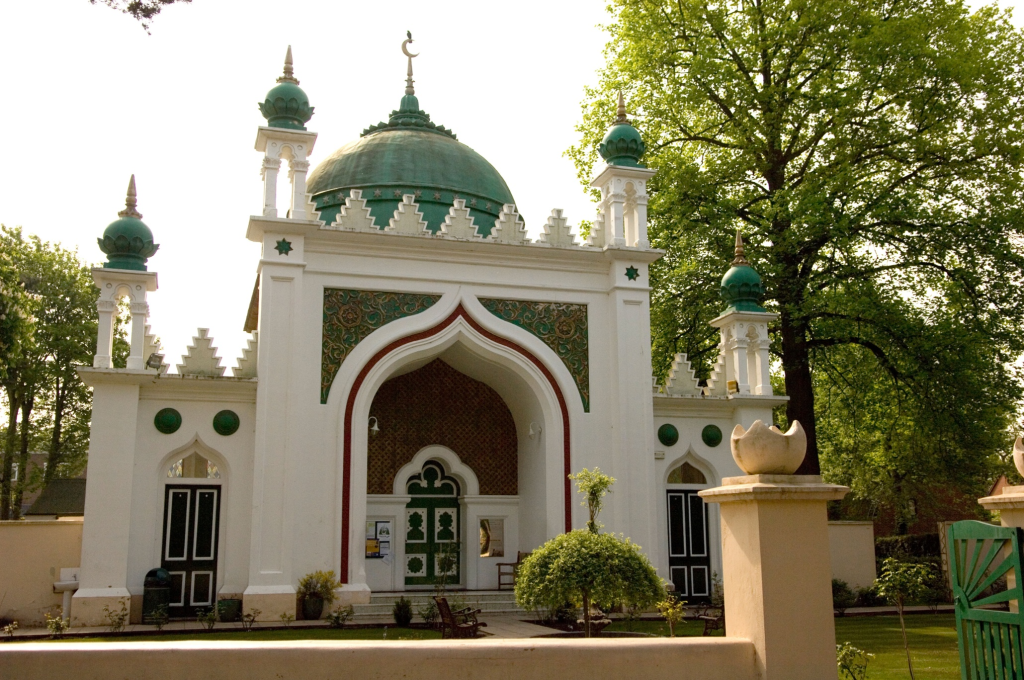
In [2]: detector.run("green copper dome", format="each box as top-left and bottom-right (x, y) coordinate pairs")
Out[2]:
(720, 231), (766, 313)
(258, 47), (314, 131)
(307, 99), (515, 236)
(599, 93), (645, 167)
(98, 175), (158, 271)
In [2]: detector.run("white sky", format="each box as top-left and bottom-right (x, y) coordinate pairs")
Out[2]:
(0, 0), (1020, 369)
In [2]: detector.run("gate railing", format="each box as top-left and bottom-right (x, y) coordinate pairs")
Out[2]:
(949, 520), (1024, 679)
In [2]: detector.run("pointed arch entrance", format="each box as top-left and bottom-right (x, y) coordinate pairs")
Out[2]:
(339, 304), (572, 584)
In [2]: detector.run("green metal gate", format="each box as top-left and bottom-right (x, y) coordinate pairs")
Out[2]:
(949, 520), (1024, 679)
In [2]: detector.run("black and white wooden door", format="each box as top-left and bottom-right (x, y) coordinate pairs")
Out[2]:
(666, 490), (712, 603)
(161, 485), (220, 617)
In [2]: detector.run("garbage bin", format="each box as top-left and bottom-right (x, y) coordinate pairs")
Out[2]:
(142, 568), (171, 624)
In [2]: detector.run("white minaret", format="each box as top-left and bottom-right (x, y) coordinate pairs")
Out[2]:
(708, 231), (777, 396)
(255, 46), (318, 220)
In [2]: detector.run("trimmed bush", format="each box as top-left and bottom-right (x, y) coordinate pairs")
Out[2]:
(875, 533), (940, 559)
(832, 579), (857, 615)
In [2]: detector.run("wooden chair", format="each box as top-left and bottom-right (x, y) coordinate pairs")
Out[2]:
(434, 596), (486, 639)
(496, 551), (531, 590)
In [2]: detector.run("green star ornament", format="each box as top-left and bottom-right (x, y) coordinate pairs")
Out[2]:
(275, 239), (293, 256)
(625, 265), (640, 281)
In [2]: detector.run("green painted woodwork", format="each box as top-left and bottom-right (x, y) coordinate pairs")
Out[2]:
(154, 408), (182, 434)
(99, 216), (159, 271)
(948, 520), (1024, 679)
(701, 424), (723, 448)
(212, 410), (240, 436)
(599, 122), (645, 167)
(259, 80), (314, 130)
(307, 105), (516, 235)
(478, 298), (590, 412)
(320, 290), (441, 404)
(657, 423), (679, 447)
(405, 462), (460, 587)
(720, 263), (766, 313)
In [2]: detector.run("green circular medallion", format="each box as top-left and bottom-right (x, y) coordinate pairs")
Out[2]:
(702, 424), (723, 447)
(657, 423), (679, 447)
(154, 408), (182, 434)
(213, 410), (240, 436)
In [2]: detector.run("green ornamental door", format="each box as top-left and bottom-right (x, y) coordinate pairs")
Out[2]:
(404, 461), (460, 587)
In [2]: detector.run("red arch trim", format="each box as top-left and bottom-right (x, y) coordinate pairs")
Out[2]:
(340, 304), (572, 582)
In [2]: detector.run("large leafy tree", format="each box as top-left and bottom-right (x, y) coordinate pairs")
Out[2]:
(0, 227), (126, 519)
(570, 0), (1024, 476)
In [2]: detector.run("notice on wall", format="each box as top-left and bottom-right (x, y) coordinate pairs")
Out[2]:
(366, 520), (392, 559)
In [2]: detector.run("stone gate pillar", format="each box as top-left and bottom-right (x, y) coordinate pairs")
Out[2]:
(700, 453), (848, 679)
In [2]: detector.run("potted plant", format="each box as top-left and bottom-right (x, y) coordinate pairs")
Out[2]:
(297, 570), (340, 621)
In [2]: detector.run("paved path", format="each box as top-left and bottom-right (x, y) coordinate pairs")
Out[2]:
(5, 615), (553, 641)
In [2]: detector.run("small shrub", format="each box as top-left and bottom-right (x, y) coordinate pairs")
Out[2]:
(875, 558), (933, 680)
(326, 605), (354, 629)
(278, 612), (295, 626)
(45, 611), (69, 638)
(197, 608), (217, 631)
(2, 621), (18, 639)
(297, 570), (340, 607)
(837, 642), (874, 680)
(102, 599), (129, 633)
(832, 579), (857, 616)
(241, 608), (261, 632)
(150, 604), (169, 631)
(623, 602), (645, 631)
(656, 597), (686, 637)
(418, 600), (439, 628)
(854, 585), (885, 608)
(393, 597), (413, 627)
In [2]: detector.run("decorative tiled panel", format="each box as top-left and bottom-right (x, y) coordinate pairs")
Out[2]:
(321, 289), (441, 403)
(367, 359), (518, 495)
(478, 298), (590, 411)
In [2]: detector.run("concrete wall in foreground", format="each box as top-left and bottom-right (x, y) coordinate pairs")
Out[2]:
(0, 638), (756, 680)
(0, 520), (82, 625)
(828, 520), (876, 590)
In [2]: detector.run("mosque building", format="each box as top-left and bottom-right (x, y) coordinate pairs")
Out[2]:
(73, 41), (783, 623)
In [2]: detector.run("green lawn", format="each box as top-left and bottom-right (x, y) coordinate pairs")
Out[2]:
(32, 627), (441, 643)
(610, 614), (959, 680)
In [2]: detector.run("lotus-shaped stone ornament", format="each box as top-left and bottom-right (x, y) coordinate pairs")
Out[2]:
(731, 420), (807, 475)
(1013, 437), (1024, 478)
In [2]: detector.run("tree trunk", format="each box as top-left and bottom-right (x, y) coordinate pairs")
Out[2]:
(12, 397), (33, 520)
(582, 592), (592, 639)
(0, 389), (19, 520)
(779, 304), (820, 475)
(46, 377), (66, 483)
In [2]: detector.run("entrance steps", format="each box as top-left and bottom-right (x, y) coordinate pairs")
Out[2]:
(351, 590), (526, 621)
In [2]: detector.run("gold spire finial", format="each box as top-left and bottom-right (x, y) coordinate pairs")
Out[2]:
(118, 175), (143, 219)
(277, 45), (299, 84)
(402, 32), (419, 96)
(616, 91), (628, 123)
(732, 229), (749, 266)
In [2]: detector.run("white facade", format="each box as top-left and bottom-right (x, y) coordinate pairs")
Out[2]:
(73, 59), (785, 624)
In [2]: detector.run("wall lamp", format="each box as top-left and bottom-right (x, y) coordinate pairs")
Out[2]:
(368, 417), (380, 436)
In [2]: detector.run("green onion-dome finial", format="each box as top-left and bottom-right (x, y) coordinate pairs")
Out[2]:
(258, 46), (314, 130)
(598, 92), (646, 167)
(98, 175), (159, 271)
(720, 230), (766, 313)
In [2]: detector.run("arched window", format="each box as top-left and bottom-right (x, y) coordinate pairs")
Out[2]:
(167, 452), (221, 479)
(667, 461), (707, 485)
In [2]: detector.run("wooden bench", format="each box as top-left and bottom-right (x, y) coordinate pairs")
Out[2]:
(434, 596), (486, 639)
(696, 606), (724, 636)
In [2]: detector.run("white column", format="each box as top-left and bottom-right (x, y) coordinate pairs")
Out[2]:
(636, 196), (650, 249)
(731, 335), (750, 394)
(261, 157), (281, 218)
(755, 341), (772, 395)
(609, 194), (626, 247)
(93, 300), (116, 368)
(126, 301), (149, 370)
(288, 159), (310, 220)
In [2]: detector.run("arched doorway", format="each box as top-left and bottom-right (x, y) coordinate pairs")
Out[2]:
(666, 460), (712, 604)
(403, 460), (461, 587)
